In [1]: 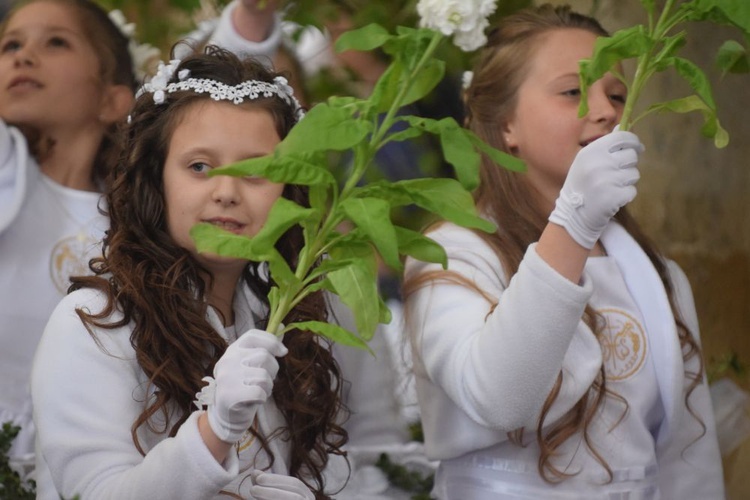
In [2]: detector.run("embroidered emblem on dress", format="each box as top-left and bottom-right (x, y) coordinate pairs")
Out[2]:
(48, 232), (96, 294)
(596, 308), (647, 381)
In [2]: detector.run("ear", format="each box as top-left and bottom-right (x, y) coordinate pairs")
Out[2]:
(500, 117), (518, 151)
(98, 84), (135, 124)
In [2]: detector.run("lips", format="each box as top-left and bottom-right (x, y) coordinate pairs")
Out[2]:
(205, 218), (246, 234)
(580, 134), (604, 147)
(8, 76), (42, 91)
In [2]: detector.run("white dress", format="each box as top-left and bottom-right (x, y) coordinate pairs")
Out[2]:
(0, 120), (107, 477)
(405, 221), (725, 500)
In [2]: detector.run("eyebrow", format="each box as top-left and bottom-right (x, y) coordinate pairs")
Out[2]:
(177, 147), (271, 161)
(2, 25), (81, 39)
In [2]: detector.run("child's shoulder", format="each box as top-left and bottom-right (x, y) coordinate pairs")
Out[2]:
(424, 221), (492, 248)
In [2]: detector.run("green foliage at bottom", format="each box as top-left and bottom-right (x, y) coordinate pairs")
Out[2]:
(375, 452), (434, 500)
(0, 422), (36, 500)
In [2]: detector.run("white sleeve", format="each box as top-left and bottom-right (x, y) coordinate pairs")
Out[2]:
(0, 120), (31, 233)
(328, 295), (408, 447)
(207, 0), (282, 66)
(405, 224), (595, 431)
(656, 261), (725, 500)
(32, 290), (239, 500)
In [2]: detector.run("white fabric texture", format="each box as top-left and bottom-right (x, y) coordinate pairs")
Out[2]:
(31, 284), (292, 500)
(204, 328), (287, 443)
(404, 221), (724, 499)
(175, 0), (283, 66)
(0, 119), (107, 475)
(549, 130), (642, 249)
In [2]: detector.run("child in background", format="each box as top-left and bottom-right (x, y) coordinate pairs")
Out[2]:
(32, 47), (345, 500)
(0, 0), (136, 474)
(403, 4), (724, 500)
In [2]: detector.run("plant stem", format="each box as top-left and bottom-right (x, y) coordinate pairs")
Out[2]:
(621, 0), (680, 130)
(266, 31), (442, 336)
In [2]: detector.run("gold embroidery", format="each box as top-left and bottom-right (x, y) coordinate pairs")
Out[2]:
(48, 232), (95, 294)
(597, 308), (647, 381)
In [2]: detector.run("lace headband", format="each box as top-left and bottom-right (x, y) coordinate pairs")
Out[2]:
(134, 59), (305, 122)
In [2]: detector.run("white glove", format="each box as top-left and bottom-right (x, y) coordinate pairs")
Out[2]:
(202, 329), (288, 443)
(548, 130), (644, 249)
(249, 470), (315, 500)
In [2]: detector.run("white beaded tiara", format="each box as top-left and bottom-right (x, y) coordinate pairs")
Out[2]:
(134, 59), (305, 122)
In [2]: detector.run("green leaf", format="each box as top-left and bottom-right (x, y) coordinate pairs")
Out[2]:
(370, 60), (405, 114)
(335, 23), (392, 53)
(687, 0), (750, 35)
(290, 321), (373, 353)
(249, 197), (316, 254)
(191, 223), (258, 261)
(639, 0), (656, 16)
(465, 130), (527, 172)
(398, 178), (496, 233)
(401, 59), (445, 107)
(395, 226), (447, 269)
(327, 246), (380, 340)
(400, 116), (524, 187)
(652, 32), (688, 71)
(579, 26), (653, 116)
(643, 95), (729, 147)
(377, 295), (392, 325)
(266, 248), (299, 289)
(277, 103), (372, 154)
(437, 121), (480, 190)
(671, 56), (718, 110)
(354, 181), (413, 207)
(398, 116), (480, 188)
(716, 40), (750, 74)
(212, 153), (336, 186)
(340, 198), (401, 270)
(191, 223), (302, 292)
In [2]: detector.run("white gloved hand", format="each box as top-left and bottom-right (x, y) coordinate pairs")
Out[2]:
(202, 329), (288, 443)
(249, 470), (315, 500)
(548, 130), (644, 249)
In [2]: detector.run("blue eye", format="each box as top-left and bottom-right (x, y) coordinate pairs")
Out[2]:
(189, 162), (211, 174)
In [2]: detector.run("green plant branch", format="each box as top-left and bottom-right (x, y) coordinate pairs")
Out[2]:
(371, 32), (443, 149)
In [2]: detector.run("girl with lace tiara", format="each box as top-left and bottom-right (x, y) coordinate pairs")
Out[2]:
(402, 4), (724, 500)
(30, 46), (349, 499)
(0, 0), (136, 475)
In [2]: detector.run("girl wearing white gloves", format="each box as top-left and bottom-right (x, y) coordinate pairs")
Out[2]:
(403, 5), (724, 500)
(32, 47), (345, 499)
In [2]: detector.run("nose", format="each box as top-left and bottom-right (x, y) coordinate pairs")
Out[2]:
(586, 89), (618, 126)
(13, 44), (37, 68)
(212, 175), (241, 206)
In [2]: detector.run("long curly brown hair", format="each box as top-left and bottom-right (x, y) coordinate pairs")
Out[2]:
(71, 46), (347, 498)
(403, 3), (705, 484)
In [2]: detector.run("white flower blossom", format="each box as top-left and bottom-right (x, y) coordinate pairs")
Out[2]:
(108, 9), (161, 81)
(417, 0), (497, 52)
(462, 70), (474, 90)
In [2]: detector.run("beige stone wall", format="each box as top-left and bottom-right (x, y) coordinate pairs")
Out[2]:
(540, 1), (750, 497)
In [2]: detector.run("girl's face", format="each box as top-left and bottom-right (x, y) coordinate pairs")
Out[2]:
(503, 28), (627, 204)
(162, 100), (284, 279)
(0, 1), (107, 131)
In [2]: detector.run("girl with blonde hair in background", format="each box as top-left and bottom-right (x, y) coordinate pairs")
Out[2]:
(403, 4), (724, 499)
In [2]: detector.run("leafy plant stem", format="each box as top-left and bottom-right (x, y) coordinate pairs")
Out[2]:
(620, 50), (652, 130)
(621, 0), (681, 130)
(371, 31), (443, 149)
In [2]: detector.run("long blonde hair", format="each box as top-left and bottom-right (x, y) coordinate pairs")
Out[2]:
(403, 3), (704, 483)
